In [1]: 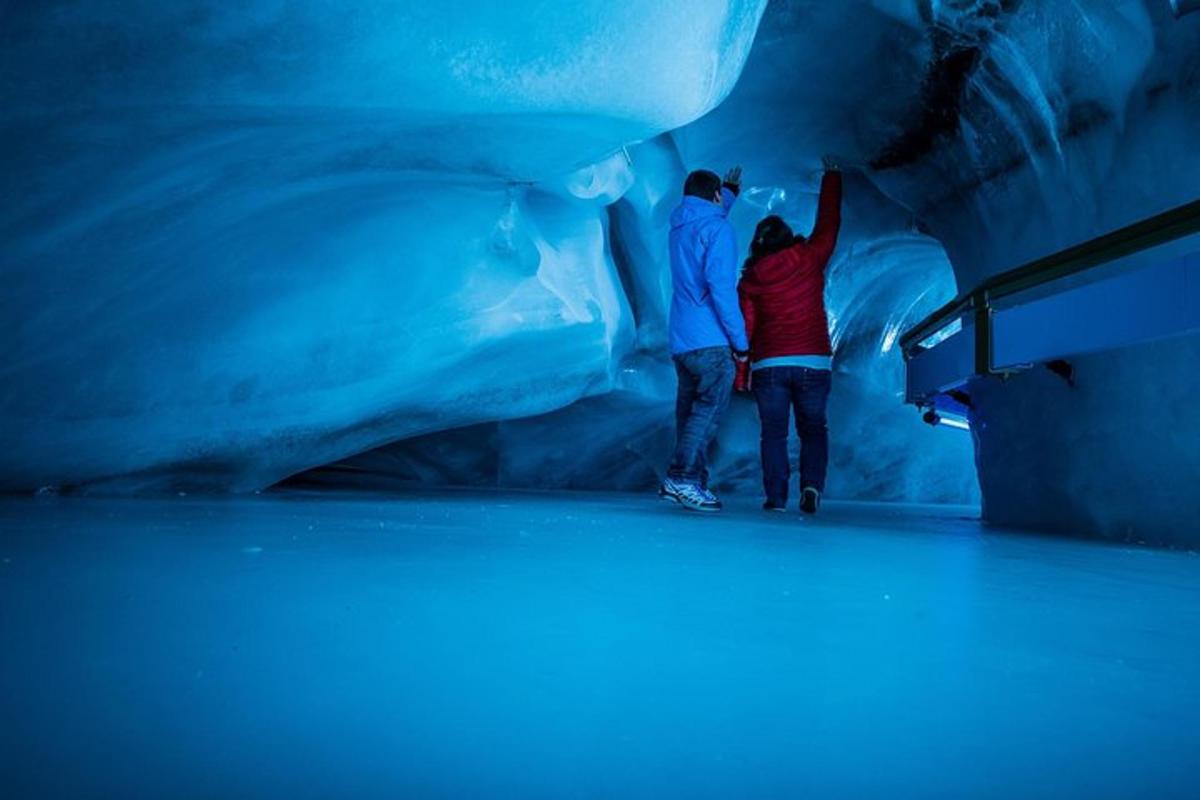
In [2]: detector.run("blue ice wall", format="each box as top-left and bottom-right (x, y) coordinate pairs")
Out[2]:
(3, 0), (977, 503)
(663, 0), (1199, 538)
(856, 0), (1200, 542)
(0, 2), (765, 491)
(5, 2), (1192, 529)
(671, 1), (982, 503)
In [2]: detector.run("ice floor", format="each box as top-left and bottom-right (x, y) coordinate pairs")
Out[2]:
(2, 490), (1198, 799)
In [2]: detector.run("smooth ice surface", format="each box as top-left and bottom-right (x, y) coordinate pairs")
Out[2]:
(2, 1), (766, 175)
(2, 491), (1199, 798)
(0, 2), (766, 491)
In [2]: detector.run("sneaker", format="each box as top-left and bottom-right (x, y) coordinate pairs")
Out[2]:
(800, 487), (821, 515)
(658, 478), (683, 504)
(667, 482), (720, 513)
(762, 501), (787, 513)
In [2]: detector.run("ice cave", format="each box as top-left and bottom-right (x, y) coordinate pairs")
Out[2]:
(2, 1), (1199, 797)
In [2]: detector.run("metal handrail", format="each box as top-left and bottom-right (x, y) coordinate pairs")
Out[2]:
(899, 199), (1200, 359)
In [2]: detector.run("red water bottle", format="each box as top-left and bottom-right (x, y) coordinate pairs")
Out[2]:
(734, 352), (751, 393)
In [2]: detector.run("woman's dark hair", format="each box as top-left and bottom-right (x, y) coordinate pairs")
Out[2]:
(682, 169), (722, 200)
(745, 215), (796, 269)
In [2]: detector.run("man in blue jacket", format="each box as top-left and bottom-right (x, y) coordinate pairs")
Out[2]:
(659, 166), (750, 512)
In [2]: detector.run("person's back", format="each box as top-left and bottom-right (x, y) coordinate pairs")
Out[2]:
(668, 182), (745, 356)
(738, 169), (843, 361)
(737, 161), (843, 515)
(659, 167), (749, 513)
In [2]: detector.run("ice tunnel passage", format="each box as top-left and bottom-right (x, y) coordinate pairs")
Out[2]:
(2, 1), (1199, 544)
(4, 4), (1200, 799)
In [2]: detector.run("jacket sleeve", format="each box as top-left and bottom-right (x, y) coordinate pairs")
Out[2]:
(719, 186), (738, 218)
(807, 170), (843, 265)
(705, 222), (750, 352)
(738, 280), (756, 355)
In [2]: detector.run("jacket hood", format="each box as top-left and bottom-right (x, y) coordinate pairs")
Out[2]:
(670, 195), (724, 230)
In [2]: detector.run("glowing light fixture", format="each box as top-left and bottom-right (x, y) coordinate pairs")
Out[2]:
(922, 409), (970, 431)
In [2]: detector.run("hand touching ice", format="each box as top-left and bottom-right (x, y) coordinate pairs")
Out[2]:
(723, 165), (743, 193)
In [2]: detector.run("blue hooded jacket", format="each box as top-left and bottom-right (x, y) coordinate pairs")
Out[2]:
(667, 187), (749, 355)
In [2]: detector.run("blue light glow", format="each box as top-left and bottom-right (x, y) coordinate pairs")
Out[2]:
(1, 2), (1199, 796)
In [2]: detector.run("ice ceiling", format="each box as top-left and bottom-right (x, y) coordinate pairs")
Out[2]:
(3, 2), (1197, 529)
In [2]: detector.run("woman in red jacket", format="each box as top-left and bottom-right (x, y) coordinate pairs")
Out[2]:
(737, 157), (843, 514)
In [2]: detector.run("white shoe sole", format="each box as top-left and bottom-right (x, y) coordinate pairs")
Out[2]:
(679, 500), (721, 513)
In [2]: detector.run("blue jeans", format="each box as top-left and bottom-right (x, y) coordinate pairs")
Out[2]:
(668, 347), (735, 486)
(752, 367), (831, 505)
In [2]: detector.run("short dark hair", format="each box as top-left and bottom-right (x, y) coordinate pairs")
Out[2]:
(683, 170), (722, 201)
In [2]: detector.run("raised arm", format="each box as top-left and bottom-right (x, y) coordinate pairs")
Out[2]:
(719, 186), (738, 217)
(704, 223), (749, 352)
(808, 161), (843, 264)
(719, 165), (742, 218)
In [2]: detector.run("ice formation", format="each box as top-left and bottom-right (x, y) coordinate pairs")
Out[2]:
(0, 1), (765, 491)
(3, 2), (1198, 540)
(847, 0), (1200, 541)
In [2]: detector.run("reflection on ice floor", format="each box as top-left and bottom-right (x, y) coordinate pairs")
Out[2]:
(2, 491), (1197, 799)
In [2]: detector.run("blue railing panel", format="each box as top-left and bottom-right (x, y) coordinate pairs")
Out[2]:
(905, 324), (976, 404)
(992, 251), (1200, 369)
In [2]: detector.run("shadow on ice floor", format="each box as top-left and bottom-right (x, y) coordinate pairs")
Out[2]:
(1, 489), (1198, 799)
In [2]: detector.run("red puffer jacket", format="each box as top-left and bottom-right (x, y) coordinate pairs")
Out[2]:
(737, 171), (842, 360)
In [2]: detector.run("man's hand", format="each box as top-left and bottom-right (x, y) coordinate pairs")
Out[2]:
(821, 154), (841, 172)
(723, 165), (743, 196)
